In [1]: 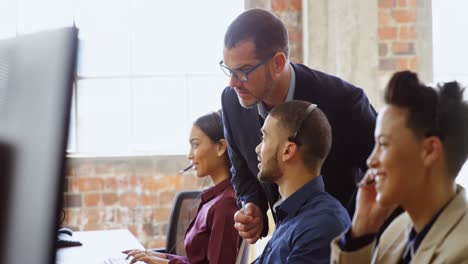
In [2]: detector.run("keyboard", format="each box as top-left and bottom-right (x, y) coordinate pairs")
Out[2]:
(103, 256), (145, 264)
(103, 257), (130, 264)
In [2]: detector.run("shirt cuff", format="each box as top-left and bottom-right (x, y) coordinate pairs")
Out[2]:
(339, 226), (376, 252)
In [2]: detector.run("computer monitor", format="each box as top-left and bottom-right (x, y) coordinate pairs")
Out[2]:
(0, 27), (78, 264)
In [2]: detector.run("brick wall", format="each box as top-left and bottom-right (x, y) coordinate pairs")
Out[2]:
(272, 0), (303, 63)
(62, 156), (210, 248)
(247, 0), (304, 63)
(378, 0), (418, 72)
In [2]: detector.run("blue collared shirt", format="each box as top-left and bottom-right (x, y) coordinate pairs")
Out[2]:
(254, 176), (351, 264)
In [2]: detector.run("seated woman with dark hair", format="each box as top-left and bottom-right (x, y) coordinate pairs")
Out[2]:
(331, 71), (468, 263)
(124, 111), (240, 264)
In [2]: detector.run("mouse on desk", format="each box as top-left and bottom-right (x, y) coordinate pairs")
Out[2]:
(58, 227), (73, 237)
(57, 227), (82, 248)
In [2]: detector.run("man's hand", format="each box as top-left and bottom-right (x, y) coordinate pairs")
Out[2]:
(122, 249), (168, 264)
(234, 202), (263, 244)
(351, 170), (396, 238)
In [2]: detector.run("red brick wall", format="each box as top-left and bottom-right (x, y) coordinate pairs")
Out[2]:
(271, 0), (303, 63)
(378, 0), (418, 72)
(62, 156), (209, 248)
(249, 0), (304, 63)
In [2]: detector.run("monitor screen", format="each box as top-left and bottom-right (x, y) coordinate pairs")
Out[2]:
(0, 27), (78, 264)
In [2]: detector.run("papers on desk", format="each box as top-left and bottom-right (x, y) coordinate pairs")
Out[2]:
(56, 229), (145, 264)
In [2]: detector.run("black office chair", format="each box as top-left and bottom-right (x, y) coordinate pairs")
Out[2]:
(155, 190), (201, 256)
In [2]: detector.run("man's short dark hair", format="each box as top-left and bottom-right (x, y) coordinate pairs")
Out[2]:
(385, 71), (468, 177)
(269, 100), (332, 172)
(224, 8), (289, 60)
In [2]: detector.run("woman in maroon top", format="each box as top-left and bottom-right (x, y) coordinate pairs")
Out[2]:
(124, 112), (240, 264)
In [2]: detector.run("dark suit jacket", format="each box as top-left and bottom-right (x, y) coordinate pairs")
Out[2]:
(221, 63), (377, 234)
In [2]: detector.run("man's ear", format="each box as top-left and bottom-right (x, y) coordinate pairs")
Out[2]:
(282, 141), (297, 162)
(421, 136), (443, 167)
(217, 139), (228, 157)
(272, 52), (287, 76)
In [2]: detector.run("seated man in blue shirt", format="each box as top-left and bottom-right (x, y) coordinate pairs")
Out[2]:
(249, 100), (351, 263)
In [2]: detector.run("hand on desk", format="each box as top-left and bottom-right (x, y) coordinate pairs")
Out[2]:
(234, 202), (263, 244)
(122, 249), (168, 264)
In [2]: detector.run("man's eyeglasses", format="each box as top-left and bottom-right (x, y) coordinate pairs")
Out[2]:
(288, 104), (317, 145)
(219, 53), (275, 82)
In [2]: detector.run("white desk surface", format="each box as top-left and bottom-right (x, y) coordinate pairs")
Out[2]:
(56, 229), (145, 264)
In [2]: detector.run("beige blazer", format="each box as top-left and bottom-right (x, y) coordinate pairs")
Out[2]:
(331, 186), (468, 264)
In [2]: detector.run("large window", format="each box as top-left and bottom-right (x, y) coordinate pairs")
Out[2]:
(432, 0), (468, 187)
(1, 0), (244, 156)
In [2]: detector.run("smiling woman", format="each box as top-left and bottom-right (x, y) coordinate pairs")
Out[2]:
(331, 71), (468, 264)
(124, 111), (241, 264)
(189, 112), (232, 184)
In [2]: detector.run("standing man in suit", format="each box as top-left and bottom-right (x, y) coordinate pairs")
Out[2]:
(220, 8), (376, 243)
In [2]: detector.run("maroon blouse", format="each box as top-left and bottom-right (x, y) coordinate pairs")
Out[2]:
(166, 179), (240, 264)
